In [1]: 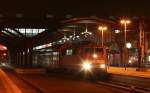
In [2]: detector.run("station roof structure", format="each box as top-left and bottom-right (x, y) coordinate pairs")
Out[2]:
(0, 0), (150, 51)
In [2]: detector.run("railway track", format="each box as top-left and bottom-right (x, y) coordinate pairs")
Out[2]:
(97, 81), (150, 93)
(15, 74), (45, 93)
(5, 69), (150, 93)
(14, 72), (150, 93)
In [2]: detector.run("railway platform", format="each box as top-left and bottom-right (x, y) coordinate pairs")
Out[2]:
(0, 68), (130, 93)
(0, 66), (150, 93)
(107, 67), (150, 79)
(0, 69), (22, 93)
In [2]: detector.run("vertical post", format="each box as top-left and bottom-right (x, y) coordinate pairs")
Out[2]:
(25, 50), (28, 67)
(125, 23), (127, 46)
(121, 19), (130, 70)
(20, 52), (22, 67)
(139, 17), (145, 69)
(18, 52), (21, 66)
(16, 52), (19, 66)
(29, 48), (33, 67)
(22, 51), (25, 67)
(20, 52), (23, 67)
(124, 23), (127, 70)
(102, 29), (104, 46)
(124, 48), (127, 70)
(138, 47), (141, 68)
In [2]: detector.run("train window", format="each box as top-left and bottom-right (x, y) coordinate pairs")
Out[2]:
(66, 49), (73, 55)
(52, 52), (59, 55)
(84, 48), (93, 53)
(84, 48), (103, 54)
(85, 48), (103, 53)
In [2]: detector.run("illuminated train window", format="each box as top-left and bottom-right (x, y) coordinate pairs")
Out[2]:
(66, 49), (73, 55)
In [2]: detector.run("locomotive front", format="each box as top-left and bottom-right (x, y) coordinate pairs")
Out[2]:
(80, 46), (107, 73)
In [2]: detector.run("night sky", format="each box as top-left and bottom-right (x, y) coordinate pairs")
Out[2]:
(0, 0), (149, 17)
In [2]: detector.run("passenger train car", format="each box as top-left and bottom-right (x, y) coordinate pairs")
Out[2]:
(33, 43), (108, 78)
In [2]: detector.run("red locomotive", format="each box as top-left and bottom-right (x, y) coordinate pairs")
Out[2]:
(59, 43), (108, 75)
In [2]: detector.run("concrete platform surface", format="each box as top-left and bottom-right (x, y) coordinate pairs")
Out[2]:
(5, 70), (40, 93)
(0, 69), (23, 93)
(107, 67), (150, 78)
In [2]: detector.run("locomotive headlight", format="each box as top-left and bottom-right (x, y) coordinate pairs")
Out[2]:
(100, 64), (106, 69)
(82, 62), (92, 71)
(128, 60), (132, 64)
(93, 54), (97, 58)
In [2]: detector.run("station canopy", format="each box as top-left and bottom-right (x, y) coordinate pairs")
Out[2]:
(0, 0), (149, 50)
(1, 28), (47, 37)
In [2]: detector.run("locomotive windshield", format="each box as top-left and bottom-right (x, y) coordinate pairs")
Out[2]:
(84, 48), (103, 54)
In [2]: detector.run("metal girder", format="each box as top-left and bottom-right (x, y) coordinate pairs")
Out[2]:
(2, 29), (18, 37)
(61, 17), (116, 25)
(10, 28), (25, 37)
(32, 31), (63, 47)
(0, 31), (11, 37)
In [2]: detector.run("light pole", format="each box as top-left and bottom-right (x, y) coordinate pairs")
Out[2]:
(120, 19), (131, 70)
(98, 26), (107, 46)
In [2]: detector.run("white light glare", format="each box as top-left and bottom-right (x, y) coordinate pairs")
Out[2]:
(115, 30), (120, 34)
(93, 54), (97, 58)
(120, 20), (131, 24)
(3, 46), (7, 50)
(100, 64), (106, 68)
(98, 26), (107, 30)
(129, 60), (132, 64)
(82, 62), (92, 71)
(126, 43), (132, 49)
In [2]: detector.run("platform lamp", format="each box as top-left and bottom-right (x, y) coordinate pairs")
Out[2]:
(120, 19), (131, 70)
(98, 26), (107, 46)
